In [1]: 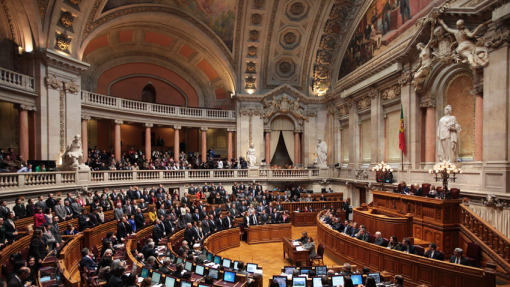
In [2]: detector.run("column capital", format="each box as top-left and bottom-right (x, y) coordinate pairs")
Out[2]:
(173, 125), (181, 130)
(368, 86), (379, 100)
(144, 123), (154, 128)
(114, 120), (124, 125)
(420, 96), (436, 108)
(398, 71), (412, 87)
(81, 115), (91, 121)
(227, 128), (236, 132)
(264, 129), (272, 133)
(201, 127), (209, 131)
(470, 84), (483, 97)
(18, 104), (37, 111)
(294, 129), (302, 134)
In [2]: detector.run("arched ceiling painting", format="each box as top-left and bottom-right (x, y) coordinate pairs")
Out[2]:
(101, 0), (237, 50)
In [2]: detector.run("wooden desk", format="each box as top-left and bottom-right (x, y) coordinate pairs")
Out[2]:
(58, 234), (83, 287)
(372, 190), (462, 255)
(316, 211), (497, 287)
(353, 207), (413, 239)
(246, 223), (291, 244)
(282, 237), (309, 266)
(204, 228), (240, 254)
(291, 212), (318, 226)
(281, 201), (344, 213)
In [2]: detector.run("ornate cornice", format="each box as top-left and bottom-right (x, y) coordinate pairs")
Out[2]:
(200, 127), (209, 131)
(368, 86), (379, 100)
(481, 25), (509, 50)
(114, 120), (124, 125)
(381, 85), (401, 101)
(1, 0), (21, 46)
(82, 1), (237, 71)
(82, 115), (91, 121)
(144, 123), (153, 128)
(173, 125), (181, 130)
(398, 71), (412, 87)
(227, 128), (236, 132)
(64, 80), (79, 94)
(356, 97), (371, 110)
(44, 49), (90, 75)
(19, 105), (37, 111)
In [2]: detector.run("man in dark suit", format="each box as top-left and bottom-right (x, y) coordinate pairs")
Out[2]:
(12, 198), (26, 219)
(143, 242), (158, 259)
(138, 199), (148, 213)
(134, 208), (145, 230)
(249, 211), (259, 226)
(184, 223), (196, 245)
(208, 215), (217, 233)
(332, 218), (344, 232)
(356, 229), (371, 242)
(163, 214), (174, 234)
(342, 220), (352, 236)
(80, 248), (98, 270)
(400, 237), (417, 255)
(35, 196), (47, 213)
(449, 248), (470, 265)
(25, 198), (35, 217)
(171, 263), (184, 279)
(45, 193), (56, 210)
(188, 184), (196, 195)
(223, 212), (233, 229)
(349, 222), (360, 237)
(153, 219), (164, 244)
(425, 243), (442, 260)
(7, 267), (31, 287)
(181, 194), (190, 206)
(202, 217), (211, 234)
(214, 206), (222, 218)
(89, 209), (100, 227)
(122, 200), (135, 217)
(215, 215), (224, 232)
(78, 209), (90, 231)
(260, 210), (269, 224)
(270, 212), (280, 224)
(373, 232), (386, 246)
(105, 267), (125, 287)
(117, 217), (129, 242)
(3, 213), (17, 241)
(158, 259), (172, 275)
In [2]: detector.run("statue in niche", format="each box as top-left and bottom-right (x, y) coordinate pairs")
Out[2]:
(412, 30), (436, 91)
(314, 138), (328, 168)
(437, 19), (489, 68)
(437, 105), (461, 163)
(61, 134), (90, 171)
(246, 143), (258, 167)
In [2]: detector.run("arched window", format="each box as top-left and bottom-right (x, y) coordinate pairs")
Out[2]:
(142, 83), (156, 103)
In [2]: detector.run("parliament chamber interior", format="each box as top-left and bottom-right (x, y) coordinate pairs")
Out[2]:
(1, 0), (510, 286)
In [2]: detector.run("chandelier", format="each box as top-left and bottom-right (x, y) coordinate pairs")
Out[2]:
(429, 160), (461, 198)
(372, 161), (393, 172)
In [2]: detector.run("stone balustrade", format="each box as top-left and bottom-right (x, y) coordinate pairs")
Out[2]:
(81, 91), (236, 121)
(0, 67), (35, 93)
(0, 168), (327, 194)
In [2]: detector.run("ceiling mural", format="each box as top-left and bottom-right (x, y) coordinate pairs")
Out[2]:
(101, 0), (237, 51)
(338, 0), (440, 81)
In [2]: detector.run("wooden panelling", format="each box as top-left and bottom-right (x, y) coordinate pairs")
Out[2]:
(203, 228), (241, 254)
(246, 224), (292, 244)
(58, 234), (84, 287)
(316, 211), (497, 287)
(291, 212), (318, 226)
(353, 208), (413, 238)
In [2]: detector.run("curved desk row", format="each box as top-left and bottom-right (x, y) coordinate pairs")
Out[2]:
(316, 211), (496, 287)
(352, 208), (413, 240)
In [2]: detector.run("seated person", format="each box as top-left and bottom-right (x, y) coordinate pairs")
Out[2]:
(449, 248), (470, 266)
(64, 223), (79, 235)
(80, 247), (98, 270)
(424, 243), (442, 260)
(171, 263), (184, 279)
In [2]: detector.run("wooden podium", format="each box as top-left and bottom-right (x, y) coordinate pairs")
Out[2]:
(282, 237), (309, 266)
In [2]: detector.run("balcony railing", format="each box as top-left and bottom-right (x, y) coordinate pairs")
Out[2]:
(0, 169), (325, 191)
(81, 91), (236, 121)
(0, 67), (35, 92)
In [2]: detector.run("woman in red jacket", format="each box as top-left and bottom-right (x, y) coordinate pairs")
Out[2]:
(33, 207), (46, 228)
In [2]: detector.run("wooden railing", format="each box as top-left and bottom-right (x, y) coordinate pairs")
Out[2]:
(82, 91), (236, 121)
(460, 204), (510, 275)
(316, 210), (497, 287)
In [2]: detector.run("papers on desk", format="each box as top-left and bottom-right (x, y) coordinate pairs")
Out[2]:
(254, 269), (263, 275)
(137, 277), (144, 283)
(296, 247), (306, 251)
(193, 243), (201, 248)
(292, 242), (300, 246)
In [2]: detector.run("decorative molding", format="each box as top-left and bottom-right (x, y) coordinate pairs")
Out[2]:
(19, 105), (37, 112)
(248, 46), (257, 57)
(368, 86), (379, 100)
(200, 127), (209, 131)
(173, 125), (182, 130)
(482, 194), (508, 209)
(44, 50), (89, 75)
(249, 30), (260, 41)
(264, 129), (272, 133)
(45, 74), (61, 90)
(251, 13), (262, 25)
(420, 96), (436, 108)
(64, 80), (79, 94)
(114, 120), (124, 125)
(381, 85), (401, 101)
(144, 123), (153, 128)
(60, 11), (74, 28)
(481, 26), (509, 50)
(227, 128), (236, 132)
(81, 115), (91, 121)
(68, 0), (81, 5)
(253, 0), (264, 9)
(398, 71), (412, 87)
(261, 94), (309, 125)
(357, 97), (371, 110)
(337, 105), (349, 117)
(246, 61), (256, 73)
(245, 75), (256, 89)
(1, 0), (21, 46)
(56, 34), (71, 51)
(38, 0), (49, 20)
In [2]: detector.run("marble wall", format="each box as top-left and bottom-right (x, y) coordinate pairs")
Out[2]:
(361, 119), (371, 163)
(385, 110), (400, 162)
(0, 102), (18, 151)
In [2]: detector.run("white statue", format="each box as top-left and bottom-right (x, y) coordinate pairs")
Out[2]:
(437, 19), (489, 68)
(61, 134), (90, 171)
(412, 31), (435, 91)
(246, 143), (258, 167)
(437, 105), (461, 163)
(314, 138), (328, 168)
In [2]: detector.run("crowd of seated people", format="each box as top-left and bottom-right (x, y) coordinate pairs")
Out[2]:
(320, 209), (471, 266)
(0, 148), (39, 173)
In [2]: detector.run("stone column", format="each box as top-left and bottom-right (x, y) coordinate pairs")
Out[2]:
(81, 115), (91, 162)
(114, 120), (123, 161)
(294, 131), (300, 165)
(265, 129), (271, 163)
(420, 97), (436, 163)
(470, 84), (483, 162)
(369, 87), (380, 166)
(174, 125), (181, 160)
(29, 109), (36, 160)
(227, 128), (235, 161)
(398, 69), (415, 169)
(145, 123), (153, 160)
(201, 127), (208, 163)
(301, 132), (305, 166)
(17, 106), (30, 161)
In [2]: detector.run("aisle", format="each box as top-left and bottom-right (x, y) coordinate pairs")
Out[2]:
(216, 226), (344, 287)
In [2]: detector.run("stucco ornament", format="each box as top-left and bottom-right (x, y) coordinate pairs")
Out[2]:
(261, 95), (309, 124)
